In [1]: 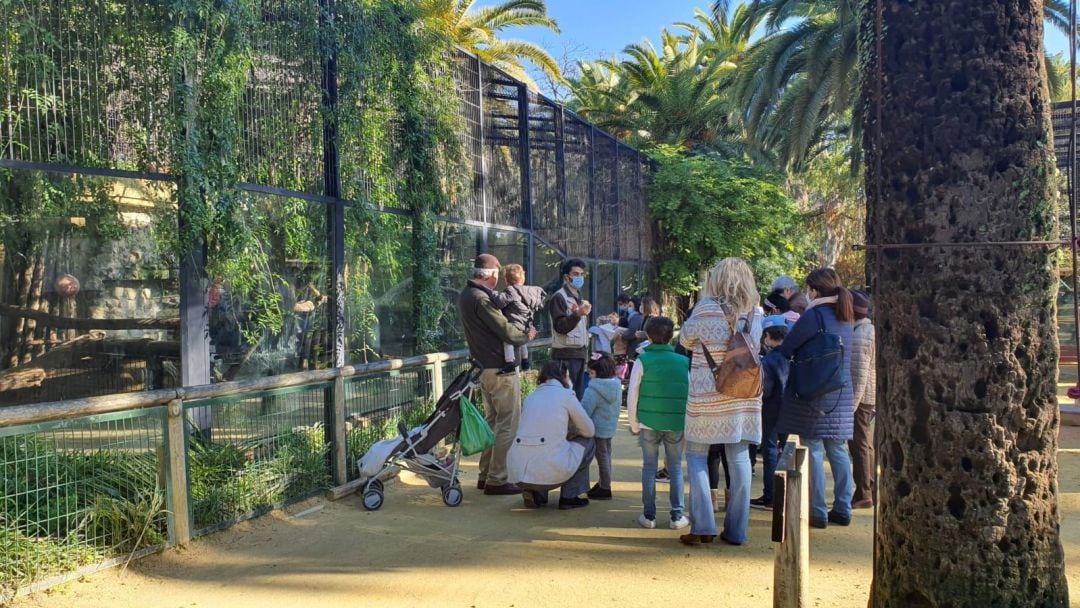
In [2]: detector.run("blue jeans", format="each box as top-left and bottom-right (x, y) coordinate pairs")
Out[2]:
(806, 438), (854, 521)
(639, 429), (685, 521)
(760, 428), (780, 502)
(687, 440), (751, 542)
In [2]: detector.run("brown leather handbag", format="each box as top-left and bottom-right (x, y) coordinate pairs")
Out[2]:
(700, 305), (763, 399)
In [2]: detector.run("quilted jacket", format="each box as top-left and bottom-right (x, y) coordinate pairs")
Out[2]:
(851, 318), (876, 407)
(775, 303), (855, 441)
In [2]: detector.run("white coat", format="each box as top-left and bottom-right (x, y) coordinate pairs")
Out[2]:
(507, 380), (596, 486)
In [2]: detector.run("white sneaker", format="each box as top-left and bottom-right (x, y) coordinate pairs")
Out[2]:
(669, 515), (690, 530)
(637, 514), (656, 529)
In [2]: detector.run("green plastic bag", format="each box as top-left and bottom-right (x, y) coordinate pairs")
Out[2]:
(459, 394), (495, 456)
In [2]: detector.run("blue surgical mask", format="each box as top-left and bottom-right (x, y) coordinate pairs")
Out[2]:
(570, 276), (585, 289)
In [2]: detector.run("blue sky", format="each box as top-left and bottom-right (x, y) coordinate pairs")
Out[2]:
(501, 0), (708, 63)
(488, 0), (1073, 74)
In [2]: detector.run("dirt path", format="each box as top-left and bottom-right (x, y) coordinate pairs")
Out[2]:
(14, 418), (1080, 608)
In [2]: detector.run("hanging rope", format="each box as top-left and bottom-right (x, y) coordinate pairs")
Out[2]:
(1066, 0), (1080, 400)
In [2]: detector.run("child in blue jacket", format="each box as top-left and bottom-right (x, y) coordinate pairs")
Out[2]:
(582, 353), (623, 500)
(751, 315), (791, 510)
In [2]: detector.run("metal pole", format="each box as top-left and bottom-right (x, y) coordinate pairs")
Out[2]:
(517, 83), (533, 232)
(320, 0), (344, 369)
(588, 125), (597, 259)
(555, 107), (568, 253)
(613, 144), (621, 260)
(319, 0), (346, 486)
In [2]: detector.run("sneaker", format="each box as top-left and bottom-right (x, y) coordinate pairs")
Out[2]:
(655, 467), (670, 483)
(586, 483), (613, 500)
(827, 510), (851, 526)
(669, 515), (690, 530)
(810, 518), (827, 529)
(852, 498), (874, 509)
(637, 514), (656, 529)
(520, 359), (531, 371)
(750, 496), (773, 511)
(558, 496), (590, 510)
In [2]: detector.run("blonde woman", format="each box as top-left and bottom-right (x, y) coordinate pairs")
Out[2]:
(678, 258), (763, 545)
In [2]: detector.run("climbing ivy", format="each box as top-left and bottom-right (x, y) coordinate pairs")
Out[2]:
(336, 0), (466, 354)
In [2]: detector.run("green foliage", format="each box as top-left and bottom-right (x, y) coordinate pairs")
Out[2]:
(0, 435), (168, 595)
(188, 424), (330, 529)
(416, 0), (562, 88)
(647, 145), (804, 295)
(338, 0), (467, 355)
(345, 397), (438, 475)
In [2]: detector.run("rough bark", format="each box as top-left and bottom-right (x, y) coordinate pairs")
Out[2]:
(861, 0), (1069, 605)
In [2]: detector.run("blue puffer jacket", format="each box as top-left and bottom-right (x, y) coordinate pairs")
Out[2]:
(775, 305), (855, 440)
(761, 348), (789, 431)
(581, 378), (623, 439)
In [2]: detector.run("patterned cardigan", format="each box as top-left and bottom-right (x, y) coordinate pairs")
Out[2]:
(678, 298), (764, 445)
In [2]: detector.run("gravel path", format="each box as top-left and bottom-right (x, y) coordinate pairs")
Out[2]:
(15, 416), (1080, 608)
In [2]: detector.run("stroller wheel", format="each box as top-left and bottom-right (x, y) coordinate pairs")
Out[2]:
(366, 478), (384, 494)
(362, 488), (384, 511)
(442, 484), (463, 507)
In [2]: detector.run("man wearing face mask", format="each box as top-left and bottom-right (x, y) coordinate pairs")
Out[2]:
(548, 258), (592, 399)
(459, 253), (536, 495)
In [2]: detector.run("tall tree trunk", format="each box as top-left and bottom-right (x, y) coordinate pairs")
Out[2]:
(861, 0), (1069, 606)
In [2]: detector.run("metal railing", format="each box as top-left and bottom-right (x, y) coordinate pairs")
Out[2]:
(0, 340), (549, 599)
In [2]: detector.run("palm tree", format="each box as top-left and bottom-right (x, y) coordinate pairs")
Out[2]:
(416, 0), (561, 89)
(568, 8), (761, 152)
(731, 0), (1075, 170)
(863, 1), (1068, 605)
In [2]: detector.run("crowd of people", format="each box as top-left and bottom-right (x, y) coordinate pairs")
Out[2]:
(457, 253), (876, 544)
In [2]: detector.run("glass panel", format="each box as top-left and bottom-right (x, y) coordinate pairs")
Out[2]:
(344, 208), (413, 361)
(620, 262), (642, 297)
(207, 192), (329, 381)
(0, 169), (180, 407)
(486, 229), (527, 271)
(593, 262), (617, 322)
(435, 222), (481, 351)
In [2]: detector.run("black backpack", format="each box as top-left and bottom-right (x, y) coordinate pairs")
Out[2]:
(789, 308), (845, 402)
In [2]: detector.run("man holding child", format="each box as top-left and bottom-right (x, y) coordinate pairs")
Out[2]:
(458, 253), (536, 496)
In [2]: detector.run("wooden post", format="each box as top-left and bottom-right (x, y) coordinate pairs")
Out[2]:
(165, 398), (191, 547)
(332, 375), (347, 486)
(773, 441), (809, 608)
(431, 361), (444, 400)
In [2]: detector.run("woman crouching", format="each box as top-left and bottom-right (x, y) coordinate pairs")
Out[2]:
(507, 361), (596, 509)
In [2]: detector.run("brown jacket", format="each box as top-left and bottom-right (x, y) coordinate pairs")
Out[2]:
(458, 281), (529, 369)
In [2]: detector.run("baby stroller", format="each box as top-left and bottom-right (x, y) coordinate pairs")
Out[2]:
(356, 361), (482, 510)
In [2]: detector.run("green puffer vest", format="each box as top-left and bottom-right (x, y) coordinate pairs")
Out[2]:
(637, 344), (690, 431)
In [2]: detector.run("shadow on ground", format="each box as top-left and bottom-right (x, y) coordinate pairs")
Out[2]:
(14, 414), (1080, 608)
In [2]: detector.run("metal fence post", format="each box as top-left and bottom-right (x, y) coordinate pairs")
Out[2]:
(166, 398), (191, 547)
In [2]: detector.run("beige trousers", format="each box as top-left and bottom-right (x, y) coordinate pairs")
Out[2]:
(477, 369), (522, 486)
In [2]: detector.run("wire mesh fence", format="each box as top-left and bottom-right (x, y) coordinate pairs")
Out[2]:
(0, 408), (169, 596)
(343, 366), (436, 481)
(184, 385), (332, 535)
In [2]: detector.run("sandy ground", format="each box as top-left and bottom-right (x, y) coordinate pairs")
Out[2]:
(13, 415), (1080, 608)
